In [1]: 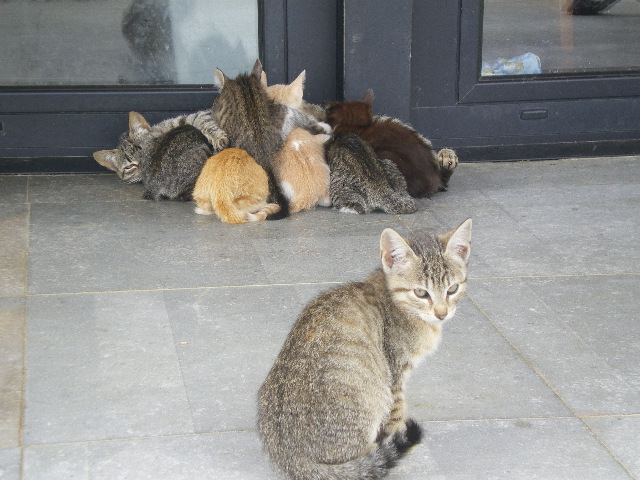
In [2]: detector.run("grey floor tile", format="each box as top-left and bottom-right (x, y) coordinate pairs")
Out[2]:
(243, 205), (408, 240)
(585, 416), (640, 478)
(252, 210), (421, 284)
(402, 198), (578, 277)
(0, 448), (21, 480)
(388, 418), (632, 479)
(164, 285), (311, 433)
(0, 298), (25, 449)
(257, 233), (384, 285)
(484, 183), (640, 275)
(526, 275), (640, 390)
(0, 175), (28, 204)
(27, 173), (143, 204)
(23, 431), (280, 480)
(471, 276), (640, 416)
(28, 201), (269, 294)
(404, 298), (570, 421)
(0, 204), (28, 297)
(452, 155), (639, 191)
(24, 292), (193, 444)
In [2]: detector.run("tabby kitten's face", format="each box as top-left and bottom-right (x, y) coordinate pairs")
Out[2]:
(381, 220), (471, 325)
(93, 111), (152, 183)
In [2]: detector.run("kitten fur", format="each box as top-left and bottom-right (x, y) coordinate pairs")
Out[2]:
(138, 123), (212, 201)
(212, 60), (328, 220)
(325, 132), (417, 214)
(192, 148), (280, 224)
(273, 128), (332, 213)
(261, 70), (328, 122)
(93, 110), (228, 185)
(259, 220), (473, 480)
(325, 90), (458, 198)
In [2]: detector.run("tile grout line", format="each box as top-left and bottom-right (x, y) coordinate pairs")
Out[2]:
(20, 413), (640, 450)
(19, 177), (31, 480)
(20, 271), (639, 299)
(467, 294), (638, 480)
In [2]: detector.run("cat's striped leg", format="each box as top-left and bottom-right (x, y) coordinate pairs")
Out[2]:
(383, 386), (408, 438)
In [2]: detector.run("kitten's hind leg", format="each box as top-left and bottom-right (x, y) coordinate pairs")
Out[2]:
(436, 148), (458, 191)
(194, 198), (214, 215)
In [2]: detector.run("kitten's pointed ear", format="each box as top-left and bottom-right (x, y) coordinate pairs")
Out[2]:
(93, 149), (119, 172)
(380, 228), (416, 273)
(292, 70), (306, 89)
(252, 59), (263, 79)
(442, 219), (472, 264)
(362, 89), (375, 105)
(214, 68), (228, 89)
(260, 71), (268, 88)
(128, 112), (150, 135)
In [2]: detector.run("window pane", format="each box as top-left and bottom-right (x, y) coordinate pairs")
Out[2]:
(481, 0), (640, 77)
(0, 0), (258, 86)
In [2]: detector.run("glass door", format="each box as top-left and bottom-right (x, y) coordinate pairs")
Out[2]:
(0, 0), (339, 173)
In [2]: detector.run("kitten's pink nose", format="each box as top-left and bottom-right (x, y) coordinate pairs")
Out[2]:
(435, 310), (447, 321)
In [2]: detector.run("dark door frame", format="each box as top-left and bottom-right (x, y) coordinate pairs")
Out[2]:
(342, 0), (640, 161)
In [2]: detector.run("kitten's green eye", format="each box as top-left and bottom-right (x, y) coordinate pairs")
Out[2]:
(447, 284), (459, 295)
(414, 288), (430, 299)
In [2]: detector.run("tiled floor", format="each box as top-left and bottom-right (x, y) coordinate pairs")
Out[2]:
(1, 156), (639, 479)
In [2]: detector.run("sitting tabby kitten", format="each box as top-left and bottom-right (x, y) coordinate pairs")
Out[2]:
(325, 132), (417, 214)
(273, 128), (332, 213)
(93, 109), (228, 189)
(259, 219), (473, 480)
(192, 148), (280, 224)
(261, 69), (328, 122)
(325, 90), (458, 198)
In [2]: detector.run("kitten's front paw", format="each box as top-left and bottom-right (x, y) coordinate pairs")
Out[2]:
(317, 122), (332, 134)
(212, 135), (229, 151)
(437, 148), (458, 171)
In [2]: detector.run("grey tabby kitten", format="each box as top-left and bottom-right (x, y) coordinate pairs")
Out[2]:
(259, 219), (472, 480)
(325, 132), (417, 214)
(212, 59), (328, 220)
(93, 110), (228, 184)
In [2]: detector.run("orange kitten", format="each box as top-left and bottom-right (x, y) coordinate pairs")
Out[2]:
(192, 148), (280, 224)
(261, 70), (327, 123)
(273, 128), (332, 213)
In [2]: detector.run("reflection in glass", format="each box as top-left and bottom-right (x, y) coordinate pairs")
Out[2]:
(0, 0), (258, 86)
(482, 0), (640, 77)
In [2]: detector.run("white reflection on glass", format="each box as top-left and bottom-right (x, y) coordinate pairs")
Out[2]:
(0, 0), (258, 86)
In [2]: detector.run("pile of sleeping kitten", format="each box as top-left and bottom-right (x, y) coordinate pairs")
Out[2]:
(94, 60), (458, 224)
